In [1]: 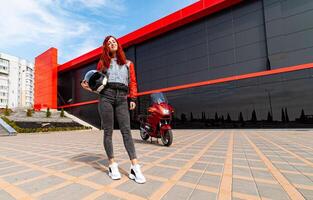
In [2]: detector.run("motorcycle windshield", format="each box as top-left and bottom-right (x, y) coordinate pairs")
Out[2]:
(150, 92), (168, 104)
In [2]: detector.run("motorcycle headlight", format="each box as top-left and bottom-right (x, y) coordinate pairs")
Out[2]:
(163, 109), (170, 115)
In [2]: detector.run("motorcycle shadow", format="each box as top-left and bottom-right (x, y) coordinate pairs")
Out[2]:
(133, 138), (165, 147)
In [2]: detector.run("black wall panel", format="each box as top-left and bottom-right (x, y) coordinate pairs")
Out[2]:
(136, 0), (267, 91)
(264, 0), (313, 68)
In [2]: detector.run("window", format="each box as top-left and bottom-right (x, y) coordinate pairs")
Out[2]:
(0, 58), (9, 67)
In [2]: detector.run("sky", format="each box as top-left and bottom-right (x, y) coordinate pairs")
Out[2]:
(0, 0), (198, 64)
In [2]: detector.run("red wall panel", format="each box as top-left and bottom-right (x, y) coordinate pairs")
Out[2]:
(34, 48), (58, 110)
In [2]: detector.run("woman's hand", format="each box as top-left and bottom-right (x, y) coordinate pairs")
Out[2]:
(81, 80), (93, 92)
(129, 101), (136, 110)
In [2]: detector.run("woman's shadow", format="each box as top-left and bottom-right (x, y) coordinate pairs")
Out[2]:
(69, 153), (128, 176)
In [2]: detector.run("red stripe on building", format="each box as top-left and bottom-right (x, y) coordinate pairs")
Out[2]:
(58, 62), (313, 109)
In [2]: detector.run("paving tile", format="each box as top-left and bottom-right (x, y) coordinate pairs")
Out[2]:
(65, 165), (97, 177)
(282, 172), (313, 185)
(145, 166), (179, 179)
(256, 182), (291, 200)
(232, 178), (259, 196)
(160, 159), (186, 168)
(0, 130), (312, 200)
(191, 162), (209, 170)
(3, 170), (44, 183)
(95, 193), (121, 200)
(273, 163), (297, 171)
(205, 163), (224, 174)
(19, 176), (65, 193)
(293, 165), (313, 173)
(120, 179), (163, 198)
(0, 190), (15, 200)
(86, 172), (114, 185)
(174, 153), (192, 160)
(0, 165), (26, 176)
(233, 167), (253, 177)
(46, 161), (78, 170)
(137, 156), (160, 163)
(233, 159), (249, 167)
(180, 171), (202, 184)
(248, 160), (266, 168)
(38, 183), (95, 200)
(198, 173), (221, 188)
(298, 188), (313, 200)
(251, 170), (276, 181)
(161, 185), (193, 200)
(189, 189), (216, 200)
(0, 161), (18, 169)
(33, 159), (62, 167)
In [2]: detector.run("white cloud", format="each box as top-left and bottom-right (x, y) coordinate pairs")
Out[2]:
(61, 37), (99, 61)
(0, 0), (91, 47)
(0, 0), (126, 62)
(63, 0), (125, 10)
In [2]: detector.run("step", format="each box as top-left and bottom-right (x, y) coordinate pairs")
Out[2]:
(0, 118), (17, 136)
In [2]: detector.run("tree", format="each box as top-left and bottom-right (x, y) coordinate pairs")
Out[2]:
(251, 109), (257, 122)
(201, 112), (206, 122)
(267, 111), (273, 122)
(238, 112), (244, 123)
(190, 112), (194, 122)
(220, 115), (224, 123)
(46, 107), (51, 118)
(181, 113), (187, 124)
(252, 110), (257, 122)
(285, 108), (289, 123)
(281, 108), (286, 122)
(215, 112), (218, 121)
(300, 109), (305, 122)
(226, 113), (231, 123)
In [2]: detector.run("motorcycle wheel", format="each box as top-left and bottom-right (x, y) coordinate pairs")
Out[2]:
(161, 130), (173, 146)
(140, 126), (150, 141)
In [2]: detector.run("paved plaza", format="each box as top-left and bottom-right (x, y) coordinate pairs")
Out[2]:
(0, 129), (312, 200)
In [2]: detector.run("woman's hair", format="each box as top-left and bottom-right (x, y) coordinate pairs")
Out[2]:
(97, 35), (127, 72)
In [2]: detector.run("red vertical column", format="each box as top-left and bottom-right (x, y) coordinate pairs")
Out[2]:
(34, 48), (58, 110)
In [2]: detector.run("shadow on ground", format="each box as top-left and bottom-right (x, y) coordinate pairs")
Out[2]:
(70, 152), (130, 176)
(132, 138), (167, 147)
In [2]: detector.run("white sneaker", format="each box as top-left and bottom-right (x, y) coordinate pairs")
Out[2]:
(108, 162), (121, 180)
(129, 164), (146, 184)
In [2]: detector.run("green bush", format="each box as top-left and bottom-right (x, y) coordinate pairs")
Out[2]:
(4, 105), (10, 116)
(60, 108), (65, 117)
(26, 109), (32, 117)
(46, 107), (51, 118)
(0, 116), (91, 133)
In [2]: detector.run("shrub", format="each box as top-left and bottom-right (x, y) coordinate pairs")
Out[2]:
(46, 107), (51, 118)
(60, 108), (65, 117)
(0, 116), (91, 133)
(4, 105), (10, 116)
(26, 109), (33, 117)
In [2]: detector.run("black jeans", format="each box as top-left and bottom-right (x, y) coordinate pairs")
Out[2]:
(98, 87), (137, 160)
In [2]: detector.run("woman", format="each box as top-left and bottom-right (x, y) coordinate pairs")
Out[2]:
(81, 36), (146, 184)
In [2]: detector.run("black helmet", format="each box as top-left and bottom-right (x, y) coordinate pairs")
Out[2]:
(83, 70), (108, 93)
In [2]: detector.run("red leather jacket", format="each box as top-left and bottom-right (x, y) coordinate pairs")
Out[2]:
(97, 60), (138, 101)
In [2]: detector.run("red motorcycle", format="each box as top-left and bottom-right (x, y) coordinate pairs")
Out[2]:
(139, 92), (174, 146)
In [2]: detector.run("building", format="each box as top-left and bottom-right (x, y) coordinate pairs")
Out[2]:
(35, 0), (313, 128)
(0, 52), (34, 109)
